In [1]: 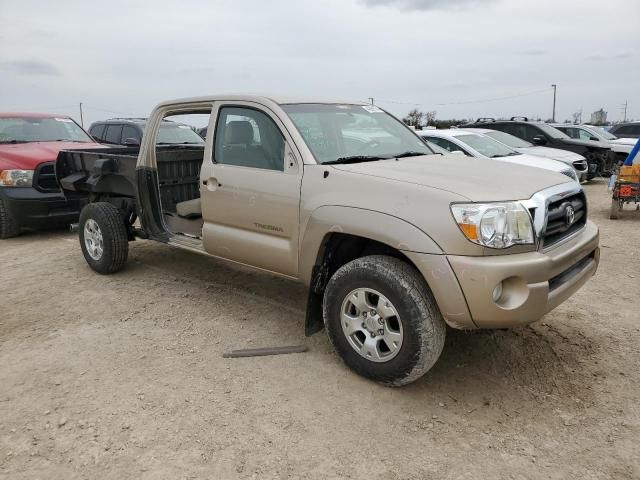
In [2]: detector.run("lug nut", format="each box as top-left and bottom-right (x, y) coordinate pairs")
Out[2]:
(377, 329), (384, 335)
(378, 318), (384, 325)
(363, 312), (368, 318)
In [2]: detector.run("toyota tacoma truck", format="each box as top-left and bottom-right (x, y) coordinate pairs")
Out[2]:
(55, 96), (600, 386)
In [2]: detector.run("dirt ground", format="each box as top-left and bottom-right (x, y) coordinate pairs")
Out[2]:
(0, 179), (638, 480)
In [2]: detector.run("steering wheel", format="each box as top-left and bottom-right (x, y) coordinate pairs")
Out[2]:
(357, 140), (380, 153)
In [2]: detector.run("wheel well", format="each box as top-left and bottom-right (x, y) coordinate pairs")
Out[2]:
(304, 232), (420, 337)
(317, 233), (416, 284)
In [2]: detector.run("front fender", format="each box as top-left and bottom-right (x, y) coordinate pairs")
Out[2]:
(298, 205), (443, 286)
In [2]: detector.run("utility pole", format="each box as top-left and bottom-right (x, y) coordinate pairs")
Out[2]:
(367, 97), (375, 105)
(622, 100), (628, 122)
(79, 102), (84, 127)
(551, 84), (557, 122)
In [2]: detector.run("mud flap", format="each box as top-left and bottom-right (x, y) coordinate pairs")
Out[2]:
(305, 264), (329, 336)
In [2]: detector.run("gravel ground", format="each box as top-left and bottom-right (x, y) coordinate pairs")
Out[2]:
(0, 179), (638, 480)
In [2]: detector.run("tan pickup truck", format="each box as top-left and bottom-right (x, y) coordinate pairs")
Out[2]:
(56, 95), (600, 386)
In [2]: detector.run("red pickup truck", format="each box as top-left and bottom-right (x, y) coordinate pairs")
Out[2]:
(0, 113), (100, 238)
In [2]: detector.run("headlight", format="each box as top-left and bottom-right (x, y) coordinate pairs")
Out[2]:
(450, 202), (534, 249)
(0, 170), (34, 187)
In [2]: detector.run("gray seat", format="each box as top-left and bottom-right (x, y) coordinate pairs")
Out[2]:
(175, 198), (202, 219)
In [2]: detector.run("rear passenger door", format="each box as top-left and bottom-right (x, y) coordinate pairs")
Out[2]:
(199, 102), (302, 277)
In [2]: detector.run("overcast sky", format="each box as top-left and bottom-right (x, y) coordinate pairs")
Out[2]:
(2, 0), (639, 127)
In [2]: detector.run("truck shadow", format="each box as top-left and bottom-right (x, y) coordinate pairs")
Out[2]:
(126, 241), (600, 406)
(407, 321), (599, 408)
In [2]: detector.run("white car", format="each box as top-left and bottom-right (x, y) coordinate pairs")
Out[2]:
(459, 127), (588, 181)
(416, 129), (580, 183)
(553, 124), (637, 161)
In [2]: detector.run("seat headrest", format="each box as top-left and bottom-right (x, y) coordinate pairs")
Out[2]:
(225, 121), (254, 144)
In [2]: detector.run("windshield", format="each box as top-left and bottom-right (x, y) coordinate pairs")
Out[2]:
(157, 123), (205, 144)
(588, 126), (617, 140)
(282, 104), (433, 164)
(537, 123), (569, 139)
(455, 134), (518, 158)
(0, 117), (92, 144)
(484, 130), (533, 148)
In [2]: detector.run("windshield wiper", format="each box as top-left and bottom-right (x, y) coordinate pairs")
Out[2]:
(392, 151), (427, 159)
(323, 155), (389, 165)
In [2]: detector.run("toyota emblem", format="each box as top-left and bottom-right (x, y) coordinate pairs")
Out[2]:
(565, 204), (575, 225)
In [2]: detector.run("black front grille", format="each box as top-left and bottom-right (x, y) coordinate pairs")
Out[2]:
(33, 162), (60, 193)
(542, 191), (587, 248)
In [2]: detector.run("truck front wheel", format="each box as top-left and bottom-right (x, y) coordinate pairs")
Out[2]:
(0, 197), (20, 239)
(79, 202), (129, 274)
(323, 255), (446, 387)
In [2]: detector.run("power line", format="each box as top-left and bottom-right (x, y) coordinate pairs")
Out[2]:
(373, 87), (552, 108)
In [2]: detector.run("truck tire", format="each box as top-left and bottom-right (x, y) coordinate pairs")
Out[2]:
(79, 202), (128, 274)
(323, 255), (446, 387)
(0, 197), (20, 239)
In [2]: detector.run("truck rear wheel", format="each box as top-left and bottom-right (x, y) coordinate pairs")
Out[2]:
(0, 197), (20, 239)
(79, 202), (129, 274)
(323, 255), (446, 387)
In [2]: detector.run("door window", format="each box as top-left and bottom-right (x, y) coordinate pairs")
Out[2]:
(214, 107), (285, 171)
(89, 124), (105, 141)
(520, 125), (542, 142)
(425, 136), (469, 154)
(121, 125), (140, 143)
(104, 124), (123, 144)
(615, 125), (640, 135)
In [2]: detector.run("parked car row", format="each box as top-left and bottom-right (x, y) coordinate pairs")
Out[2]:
(2, 107), (634, 239)
(462, 117), (619, 179)
(417, 128), (582, 183)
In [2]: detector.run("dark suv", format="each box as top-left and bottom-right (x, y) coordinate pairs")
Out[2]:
(609, 122), (640, 139)
(89, 118), (204, 146)
(464, 117), (614, 179)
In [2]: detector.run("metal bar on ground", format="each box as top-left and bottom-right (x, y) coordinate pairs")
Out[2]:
(223, 345), (308, 358)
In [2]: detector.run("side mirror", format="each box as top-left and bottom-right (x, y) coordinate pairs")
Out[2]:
(123, 137), (141, 146)
(532, 135), (547, 145)
(450, 150), (465, 156)
(90, 135), (101, 142)
(590, 136), (599, 142)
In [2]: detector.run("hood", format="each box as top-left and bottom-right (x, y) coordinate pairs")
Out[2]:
(560, 137), (608, 149)
(0, 141), (99, 170)
(515, 146), (584, 162)
(492, 153), (576, 177)
(610, 137), (638, 147)
(331, 154), (574, 202)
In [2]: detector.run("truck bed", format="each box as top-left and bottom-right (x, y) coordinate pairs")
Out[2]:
(56, 146), (204, 213)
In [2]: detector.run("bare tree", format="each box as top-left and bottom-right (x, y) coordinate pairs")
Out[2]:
(425, 111), (437, 126)
(403, 109), (425, 129)
(572, 111), (581, 124)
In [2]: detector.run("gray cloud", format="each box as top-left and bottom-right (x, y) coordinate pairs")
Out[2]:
(360, 0), (495, 10)
(0, 59), (61, 76)
(522, 48), (547, 56)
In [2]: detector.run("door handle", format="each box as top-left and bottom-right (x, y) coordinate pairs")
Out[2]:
(204, 177), (220, 191)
